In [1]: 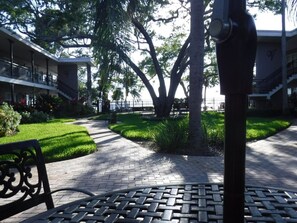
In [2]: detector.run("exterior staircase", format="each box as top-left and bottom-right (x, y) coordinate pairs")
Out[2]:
(57, 89), (73, 100)
(265, 74), (297, 99)
(249, 64), (297, 99)
(57, 80), (78, 101)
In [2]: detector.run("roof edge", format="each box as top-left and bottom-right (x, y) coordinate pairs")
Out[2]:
(257, 28), (297, 38)
(58, 57), (94, 66)
(0, 27), (58, 61)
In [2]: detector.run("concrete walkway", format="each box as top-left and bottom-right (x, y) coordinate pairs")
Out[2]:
(5, 119), (297, 222)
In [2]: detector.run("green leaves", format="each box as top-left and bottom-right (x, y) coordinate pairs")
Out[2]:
(1, 0), (95, 52)
(247, 0), (282, 14)
(0, 103), (21, 137)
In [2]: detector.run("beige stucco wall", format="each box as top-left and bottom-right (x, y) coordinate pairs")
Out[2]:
(256, 41), (282, 80)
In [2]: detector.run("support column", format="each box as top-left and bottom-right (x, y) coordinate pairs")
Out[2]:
(30, 51), (35, 105)
(30, 51), (35, 82)
(86, 63), (92, 107)
(46, 58), (50, 95)
(9, 40), (15, 104)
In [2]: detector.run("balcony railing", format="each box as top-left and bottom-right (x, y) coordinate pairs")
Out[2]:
(0, 59), (57, 87)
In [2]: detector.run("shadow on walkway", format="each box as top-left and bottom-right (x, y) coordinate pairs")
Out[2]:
(4, 118), (297, 222)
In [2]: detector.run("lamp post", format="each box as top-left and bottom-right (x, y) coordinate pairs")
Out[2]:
(209, 0), (257, 222)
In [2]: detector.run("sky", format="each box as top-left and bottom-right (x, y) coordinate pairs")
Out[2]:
(254, 10), (296, 31)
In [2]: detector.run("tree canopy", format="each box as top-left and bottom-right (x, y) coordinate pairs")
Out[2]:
(0, 0), (192, 117)
(92, 0), (192, 117)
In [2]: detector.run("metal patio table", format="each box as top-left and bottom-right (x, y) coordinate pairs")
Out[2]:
(23, 183), (297, 223)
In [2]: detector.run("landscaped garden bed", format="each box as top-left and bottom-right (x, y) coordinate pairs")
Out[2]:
(103, 112), (291, 155)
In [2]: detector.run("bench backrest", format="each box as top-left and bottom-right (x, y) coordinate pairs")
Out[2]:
(0, 139), (54, 220)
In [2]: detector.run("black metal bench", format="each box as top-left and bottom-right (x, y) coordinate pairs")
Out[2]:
(0, 139), (94, 221)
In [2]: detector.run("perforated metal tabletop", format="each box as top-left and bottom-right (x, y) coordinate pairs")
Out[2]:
(23, 183), (297, 223)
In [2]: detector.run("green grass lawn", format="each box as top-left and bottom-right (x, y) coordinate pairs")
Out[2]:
(107, 112), (291, 147)
(0, 119), (97, 163)
(107, 113), (161, 140)
(0, 113), (291, 162)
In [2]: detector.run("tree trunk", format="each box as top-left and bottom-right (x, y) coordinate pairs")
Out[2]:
(180, 81), (189, 99)
(203, 85), (207, 111)
(152, 96), (173, 118)
(188, 0), (206, 153)
(117, 46), (185, 118)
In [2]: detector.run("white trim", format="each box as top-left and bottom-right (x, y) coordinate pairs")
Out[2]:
(57, 89), (73, 100)
(248, 93), (269, 98)
(257, 28), (297, 38)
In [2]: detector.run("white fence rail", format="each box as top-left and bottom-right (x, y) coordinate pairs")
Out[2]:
(94, 98), (225, 113)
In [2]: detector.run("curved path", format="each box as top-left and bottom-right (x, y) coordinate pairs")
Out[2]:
(5, 119), (297, 222)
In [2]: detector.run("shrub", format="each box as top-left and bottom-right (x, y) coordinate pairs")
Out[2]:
(20, 110), (50, 124)
(35, 94), (62, 114)
(152, 118), (188, 153)
(203, 123), (224, 150)
(0, 103), (22, 137)
(13, 102), (34, 113)
(201, 112), (225, 151)
(59, 100), (95, 117)
(20, 111), (31, 123)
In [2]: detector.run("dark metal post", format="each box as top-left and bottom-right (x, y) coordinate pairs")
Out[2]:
(223, 94), (247, 221)
(209, 0), (257, 222)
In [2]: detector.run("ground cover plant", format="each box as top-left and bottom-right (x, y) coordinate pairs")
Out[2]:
(106, 112), (291, 154)
(0, 118), (97, 163)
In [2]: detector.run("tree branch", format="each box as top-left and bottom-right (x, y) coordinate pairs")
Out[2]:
(168, 35), (191, 98)
(170, 35), (190, 80)
(131, 18), (166, 98)
(115, 45), (157, 100)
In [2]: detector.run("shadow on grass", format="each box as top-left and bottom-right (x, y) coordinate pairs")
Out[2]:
(39, 131), (96, 163)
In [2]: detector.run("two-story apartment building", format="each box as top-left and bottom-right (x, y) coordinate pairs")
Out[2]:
(250, 28), (297, 110)
(0, 27), (92, 106)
